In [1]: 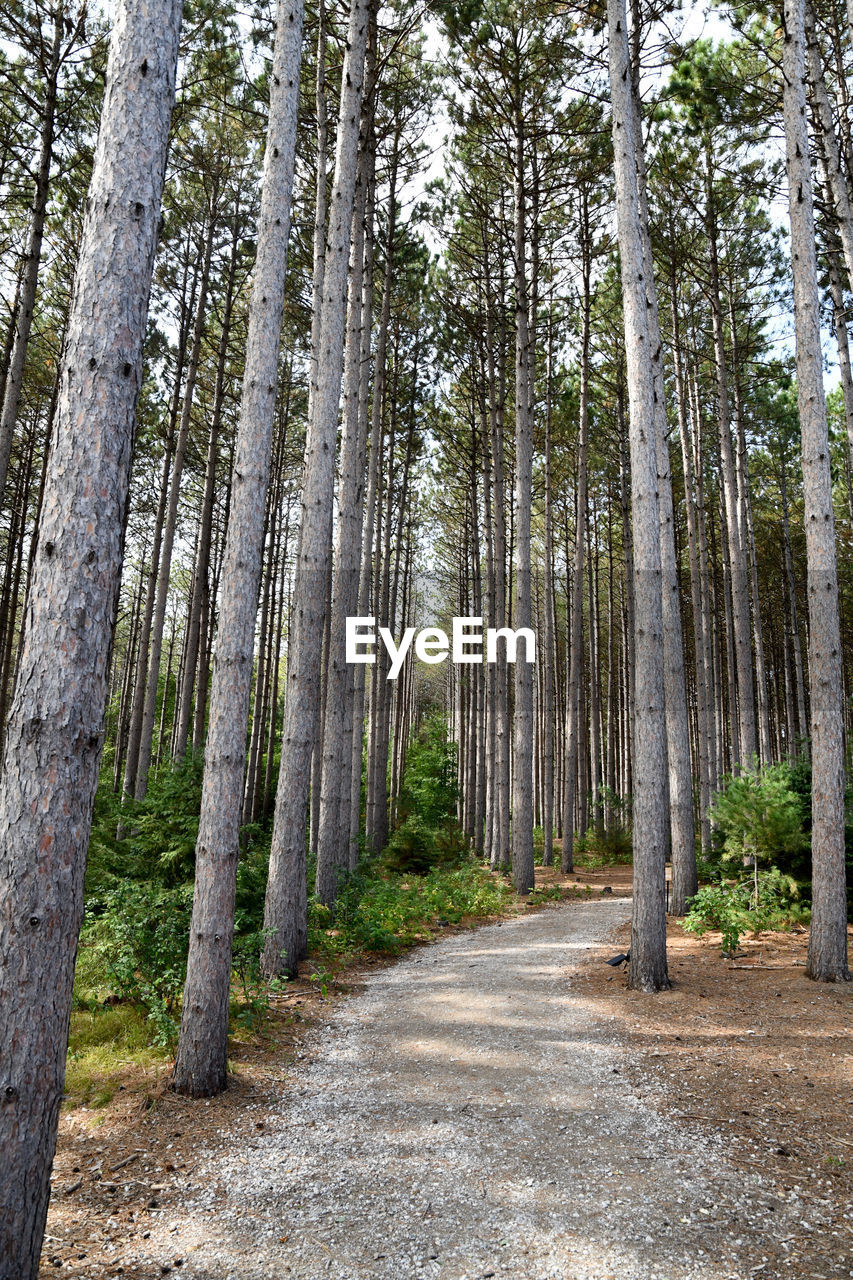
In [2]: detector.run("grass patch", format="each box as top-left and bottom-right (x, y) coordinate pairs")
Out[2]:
(65, 1004), (171, 1108)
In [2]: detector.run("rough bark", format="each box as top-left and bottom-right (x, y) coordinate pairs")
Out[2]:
(0, 0), (182, 1267)
(262, 0), (370, 979)
(608, 0), (670, 991)
(781, 0), (849, 983)
(171, 0), (305, 1097)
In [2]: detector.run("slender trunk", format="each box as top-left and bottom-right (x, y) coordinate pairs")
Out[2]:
(608, 0), (669, 990)
(136, 209), (217, 797)
(561, 213), (590, 873)
(172, 0), (305, 1096)
(122, 248), (193, 798)
(511, 83), (534, 893)
(542, 315), (555, 866)
(0, 5), (64, 504)
(706, 158), (756, 768)
(174, 221), (240, 758)
(672, 289), (711, 854)
(826, 242), (853, 527)
(262, 0), (370, 978)
(348, 149), (377, 868)
(783, 0), (849, 982)
(780, 459), (808, 744)
(730, 302), (772, 765)
(804, 0), (853, 284)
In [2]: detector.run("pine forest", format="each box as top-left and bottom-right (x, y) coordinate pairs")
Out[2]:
(0, 0), (851, 1276)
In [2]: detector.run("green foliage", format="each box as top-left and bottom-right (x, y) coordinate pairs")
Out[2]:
(309, 863), (514, 962)
(575, 823), (633, 868)
(396, 715), (458, 826)
(383, 714), (467, 874)
(80, 755), (271, 1045)
(88, 753), (204, 892)
(684, 867), (809, 954)
(78, 882), (193, 1047)
(710, 762), (806, 871)
(383, 814), (469, 875)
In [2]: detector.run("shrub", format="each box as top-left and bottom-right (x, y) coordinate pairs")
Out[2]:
(308, 862), (515, 962)
(395, 714), (458, 827)
(575, 823), (633, 867)
(80, 881), (193, 1045)
(710, 762), (806, 872)
(684, 866), (809, 954)
(382, 714), (468, 874)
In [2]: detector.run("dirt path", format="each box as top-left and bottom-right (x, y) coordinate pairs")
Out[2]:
(116, 898), (841, 1280)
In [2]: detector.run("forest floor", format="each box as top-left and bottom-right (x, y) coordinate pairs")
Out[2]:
(42, 865), (852, 1280)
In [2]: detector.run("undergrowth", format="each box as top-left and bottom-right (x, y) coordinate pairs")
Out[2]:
(308, 861), (515, 963)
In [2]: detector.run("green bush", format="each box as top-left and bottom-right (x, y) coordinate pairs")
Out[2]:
(395, 714), (458, 827)
(684, 866), (809, 954)
(382, 714), (468, 874)
(79, 881), (193, 1045)
(80, 756), (273, 1044)
(308, 862), (515, 961)
(575, 822), (633, 867)
(710, 762), (806, 872)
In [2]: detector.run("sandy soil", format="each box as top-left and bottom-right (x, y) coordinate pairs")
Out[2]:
(575, 911), (853, 1280)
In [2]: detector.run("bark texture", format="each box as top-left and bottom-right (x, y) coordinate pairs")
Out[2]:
(172, 0), (305, 1096)
(782, 0), (850, 983)
(262, 0), (370, 978)
(608, 0), (670, 992)
(0, 1), (182, 1269)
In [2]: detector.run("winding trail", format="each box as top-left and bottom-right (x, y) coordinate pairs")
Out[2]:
(141, 898), (811, 1280)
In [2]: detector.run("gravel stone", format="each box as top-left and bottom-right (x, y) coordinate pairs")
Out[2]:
(133, 900), (814, 1278)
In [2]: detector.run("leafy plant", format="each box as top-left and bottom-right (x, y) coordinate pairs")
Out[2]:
(80, 881), (193, 1045)
(382, 714), (468, 874)
(711, 762), (806, 872)
(575, 822), (632, 867)
(684, 866), (809, 954)
(308, 863), (514, 962)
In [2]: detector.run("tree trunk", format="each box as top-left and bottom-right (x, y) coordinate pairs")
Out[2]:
(825, 240), (853, 527)
(262, 0), (370, 979)
(121, 246), (194, 798)
(0, 4), (64, 505)
(706, 157), (756, 768)
(804, 0), (853, 284)
(171, 0), (305, 1097)
(782, 0), (849, 982)
(511, 86), (534, 894)
(135, 205), (216, 798)
(561, 210), (590, 874)
(608, 0), (670, 991)
(542, 313), (555, 866)
(174, 219), (241, 759)
(0, 0), (182, 1266)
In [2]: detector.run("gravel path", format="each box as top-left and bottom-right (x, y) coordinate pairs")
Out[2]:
(139, 899), (820, 1280)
